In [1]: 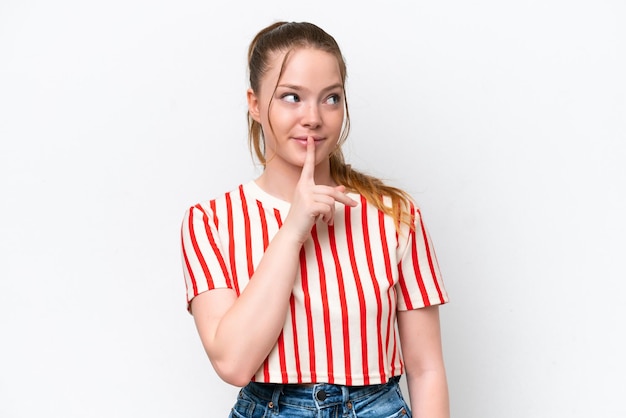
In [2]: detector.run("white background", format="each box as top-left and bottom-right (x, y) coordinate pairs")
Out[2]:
(1, 1), (625, 417)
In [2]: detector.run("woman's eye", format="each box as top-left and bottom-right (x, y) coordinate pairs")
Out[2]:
(326, 94), (341, 105)
(281, 93), (300, 103)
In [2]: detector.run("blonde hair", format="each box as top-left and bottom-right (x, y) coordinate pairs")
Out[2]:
(247, 21), (414, 230)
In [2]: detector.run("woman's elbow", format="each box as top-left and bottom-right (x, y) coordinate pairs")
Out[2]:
(211, 357), (255, 387)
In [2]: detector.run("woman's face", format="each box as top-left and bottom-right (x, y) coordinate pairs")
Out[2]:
(248, 47), (345, 174)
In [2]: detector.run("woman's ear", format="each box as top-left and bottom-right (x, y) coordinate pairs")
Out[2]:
(247, 88), (261, 122)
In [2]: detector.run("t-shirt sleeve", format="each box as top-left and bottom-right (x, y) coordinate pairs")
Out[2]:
(395, 204), (449, 311)
(180, 203), (233, 311)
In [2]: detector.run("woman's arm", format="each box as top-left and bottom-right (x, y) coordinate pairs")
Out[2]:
(191, 226), (303, 386)
(398, 305), (450, 418)
(191, 138), (357, 387)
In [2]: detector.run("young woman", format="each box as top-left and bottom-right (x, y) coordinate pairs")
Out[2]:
(181, 21), (449, 418)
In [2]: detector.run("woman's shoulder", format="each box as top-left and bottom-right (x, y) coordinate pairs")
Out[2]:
(195, 181), (258, 205)
(183, 182), (252, 217)
(359, 188), (420, 215)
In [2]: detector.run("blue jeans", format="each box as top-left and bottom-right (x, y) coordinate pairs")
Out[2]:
(229, 376), (412, 418)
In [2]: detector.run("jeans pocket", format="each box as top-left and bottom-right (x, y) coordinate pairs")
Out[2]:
(229, 391), (270, 418)
(229, 398), (257, 418)
(353, 383), (412, 418)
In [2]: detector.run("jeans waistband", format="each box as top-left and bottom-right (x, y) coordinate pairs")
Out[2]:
(242, 376), (401, 409)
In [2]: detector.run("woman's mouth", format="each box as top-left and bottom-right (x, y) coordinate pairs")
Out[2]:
(292, 136), (325, 145)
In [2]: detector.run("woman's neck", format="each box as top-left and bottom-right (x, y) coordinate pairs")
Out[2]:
(255, 159), (335, 203)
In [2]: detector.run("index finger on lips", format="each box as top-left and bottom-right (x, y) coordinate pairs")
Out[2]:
(300, 136), (316, 183)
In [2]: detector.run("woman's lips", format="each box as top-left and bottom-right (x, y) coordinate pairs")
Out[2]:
(292, 136), (325, 145)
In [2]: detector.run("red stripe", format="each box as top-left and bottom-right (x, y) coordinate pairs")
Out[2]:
(254, 198), (271, 382)
(274, 209), (282, 227)
(397, 268), (414, 310)
(378, 209), (402, 375)
(289, 293), (303, 383)
(378, 209), (395, 287)
(299, 247), (316, 381)
(257, 200), (269, 249)
(239, 186), (254, 279)
(391, 320), (403, 374)
(210, 200), (218, 229)
(311, 226), (334, 383)
(417, 209), (446, 303)
(181, 229), (198, 297)
(225, 194), (240, 295)
(378, 210), (395, 373)
(409, 206), (430, 307)
(345, 206), (370, 385)
(276, 331), (287, 383)
(360, 198), (386, 381)
(187, 206), (214, 289)
(262, 364), (269, 382)
(273, 210), (292, 383)
(397, 204), (416, 309)
(328, 224), (352, 386)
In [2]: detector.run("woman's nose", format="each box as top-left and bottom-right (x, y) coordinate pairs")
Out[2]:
(301, 103), (321, 128)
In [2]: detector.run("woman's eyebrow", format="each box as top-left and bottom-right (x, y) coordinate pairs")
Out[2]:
(321, 83), (343, 92)
(277, 83), (343, 92)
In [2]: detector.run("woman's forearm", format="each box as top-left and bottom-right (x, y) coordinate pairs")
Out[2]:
(193, 227), (303, 386)
(406, 369), (450, 418)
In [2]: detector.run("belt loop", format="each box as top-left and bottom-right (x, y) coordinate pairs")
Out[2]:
(269, 384), (282, 414)
(341, 384), (350, 402)
(341, 384), (351, 414)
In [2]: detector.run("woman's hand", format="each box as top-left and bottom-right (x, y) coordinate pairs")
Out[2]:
(283, 136), (358, 244)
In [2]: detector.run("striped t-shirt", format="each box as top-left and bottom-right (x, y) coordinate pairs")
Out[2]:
(180, 180), (448, 386)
